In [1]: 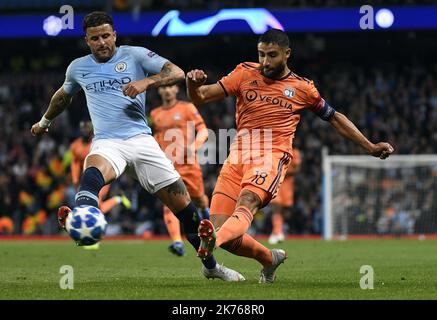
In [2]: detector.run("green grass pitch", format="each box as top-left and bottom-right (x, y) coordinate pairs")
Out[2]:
(1, 239), (437, 299)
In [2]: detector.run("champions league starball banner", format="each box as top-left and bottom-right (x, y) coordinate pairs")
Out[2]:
(1, 5), (437, 38)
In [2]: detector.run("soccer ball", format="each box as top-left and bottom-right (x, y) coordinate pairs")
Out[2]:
(65, 205), (107, 246)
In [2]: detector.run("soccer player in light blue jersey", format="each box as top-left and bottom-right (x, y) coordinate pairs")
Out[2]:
(31, 11), (244, 282)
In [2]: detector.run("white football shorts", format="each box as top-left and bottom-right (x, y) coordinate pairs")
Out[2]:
(87, 133), (180, 194)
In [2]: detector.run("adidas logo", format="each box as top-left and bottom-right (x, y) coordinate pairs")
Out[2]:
(249, 80), (258, 86)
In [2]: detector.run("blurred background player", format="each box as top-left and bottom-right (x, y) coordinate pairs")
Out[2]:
(0, 216), (14, 235)
(268, 148), (301, 245)
(150, 84), (210, 256)
(187, 28), (394, 283)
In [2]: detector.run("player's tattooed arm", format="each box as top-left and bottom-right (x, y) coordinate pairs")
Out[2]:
(31, 87), (73, 136)
(148, 62), (185, 88)
(45, 87), (74, 119)
(329, 111), (394, 159)
(122, 62), (185, 99)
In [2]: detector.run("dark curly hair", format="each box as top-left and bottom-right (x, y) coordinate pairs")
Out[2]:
(82, 11), (114, 32)
(258, 29), (290, 48)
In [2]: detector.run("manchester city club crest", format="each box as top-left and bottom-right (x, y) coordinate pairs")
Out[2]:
(284, 87), (295, 98)
(115, 62), (127, 72)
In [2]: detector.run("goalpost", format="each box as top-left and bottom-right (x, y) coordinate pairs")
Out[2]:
(322, 149), (437, 240)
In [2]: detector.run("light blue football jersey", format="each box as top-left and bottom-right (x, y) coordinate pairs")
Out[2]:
(63, 45), (168, 140)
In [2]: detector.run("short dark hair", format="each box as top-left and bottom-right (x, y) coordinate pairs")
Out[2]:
(258, 29), (289, 48)
(83, 11), (114, 32)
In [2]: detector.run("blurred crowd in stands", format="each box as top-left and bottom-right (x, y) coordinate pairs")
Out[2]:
(0, 29), (436, 236)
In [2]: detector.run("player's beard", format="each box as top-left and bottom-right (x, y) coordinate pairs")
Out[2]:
(262, 63), (286, 79)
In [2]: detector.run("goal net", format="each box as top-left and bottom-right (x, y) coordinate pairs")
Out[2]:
(322, 152), (437, 240)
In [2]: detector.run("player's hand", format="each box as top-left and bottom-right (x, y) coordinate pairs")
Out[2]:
(369, 142), (394, 160)
(122, 79), (149, 99)
(31, 122), (49, 136)
(186, 69), (207, 87)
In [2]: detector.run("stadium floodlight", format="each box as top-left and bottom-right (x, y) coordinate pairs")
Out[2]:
(43, 15), (63, 36)
(322, 149), (437, 240)
(375, 8), (395, 29)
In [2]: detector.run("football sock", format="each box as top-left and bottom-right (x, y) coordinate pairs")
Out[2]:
(174, 202), (200, 234)
(163, 206), (182, 242)
(75, 167), (105, 208)
(175, 202), (217, 269)
(272, 212), (284, 235)
(221, 233), (273, 267)
(201, 207), (210, 220)
(215, 206), (253, 247)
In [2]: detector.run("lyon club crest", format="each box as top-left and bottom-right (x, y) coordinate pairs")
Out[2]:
(284, 87), (295, 98)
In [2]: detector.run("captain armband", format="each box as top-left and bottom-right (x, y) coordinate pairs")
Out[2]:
(313, 98), (336, 121)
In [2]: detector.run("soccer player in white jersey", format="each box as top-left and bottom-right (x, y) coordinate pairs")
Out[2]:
(30, 11), (244, 282)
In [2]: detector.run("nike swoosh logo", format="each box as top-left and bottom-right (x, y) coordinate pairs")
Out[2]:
(82, 72), (92, 77)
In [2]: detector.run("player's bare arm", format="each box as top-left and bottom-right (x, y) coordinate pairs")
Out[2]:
(194, 114), (209, 150)
(30, 87), (73, 136)
(329, 111), (394, 159)
(123, 62), (185, 99)
(194, 126), (209, 151)
(186, 69), (226, 105)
